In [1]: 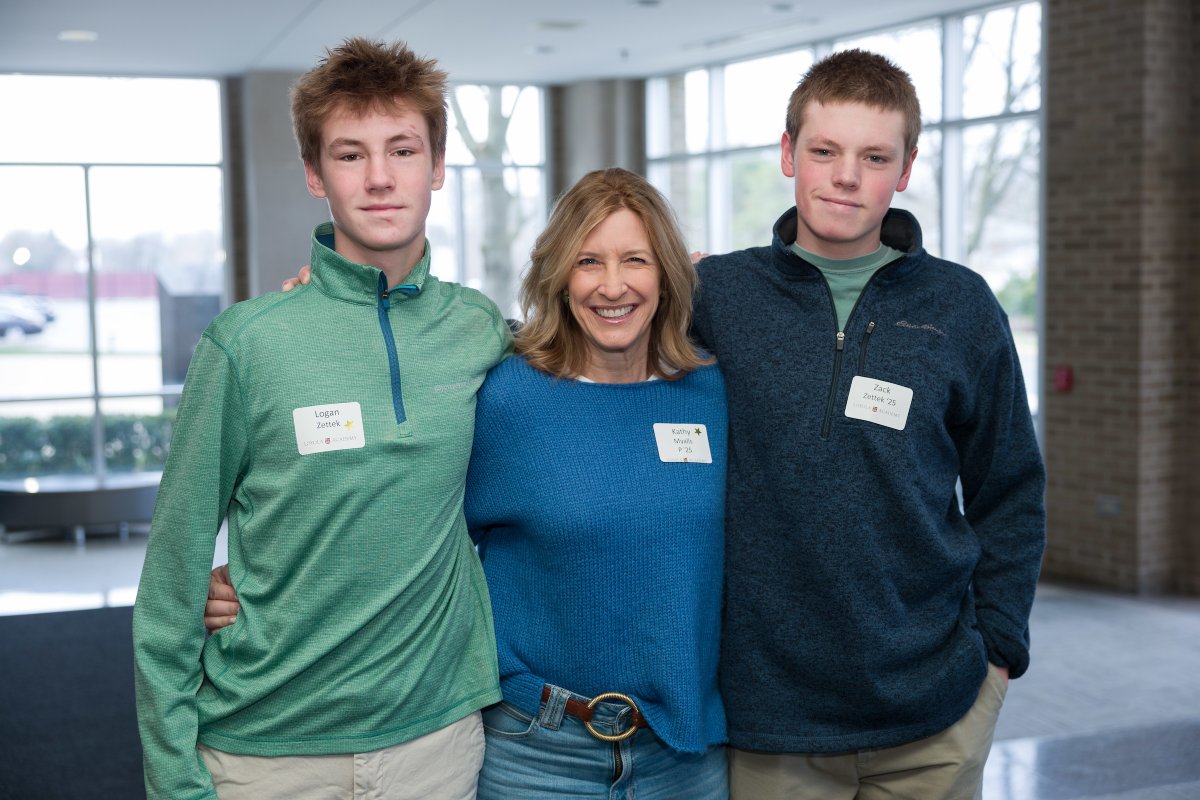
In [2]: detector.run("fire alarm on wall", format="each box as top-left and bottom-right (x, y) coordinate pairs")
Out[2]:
(1053, 364), (1073, 393)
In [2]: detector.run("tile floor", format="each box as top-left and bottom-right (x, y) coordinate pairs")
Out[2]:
(2, 530), (1198, 799)
(983, 582), (1200, 799)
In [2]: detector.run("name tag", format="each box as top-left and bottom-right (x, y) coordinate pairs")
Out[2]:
(844, 376), (913, 431)
(293, 402), (366, 455)
(653, 423), (713, 463)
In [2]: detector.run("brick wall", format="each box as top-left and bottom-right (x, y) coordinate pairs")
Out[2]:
(1042, 0), (1199, 593)
(1186, 1), (1200, 596)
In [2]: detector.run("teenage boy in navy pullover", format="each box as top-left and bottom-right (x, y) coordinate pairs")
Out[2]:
(692, 49), (1045, 800)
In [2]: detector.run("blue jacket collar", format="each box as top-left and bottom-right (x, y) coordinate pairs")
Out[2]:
(770, 207), (925, 283)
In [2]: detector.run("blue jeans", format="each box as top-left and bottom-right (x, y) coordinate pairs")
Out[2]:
(477, 685), (728, 800)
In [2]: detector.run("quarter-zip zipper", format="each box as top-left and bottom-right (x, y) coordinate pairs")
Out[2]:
(375, 272), (420, 425)
(857, 320), (876, 374)
(820, 331), (845, 439)
(816, 271), (843, 440)
(817, 260), (889, 439)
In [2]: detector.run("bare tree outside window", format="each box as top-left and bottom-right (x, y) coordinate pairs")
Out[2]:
(961, 4), (1042, 322)
(447, 86), (541, 314)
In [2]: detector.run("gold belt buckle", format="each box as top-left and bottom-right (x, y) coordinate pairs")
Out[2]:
(584, 692), (642, 742)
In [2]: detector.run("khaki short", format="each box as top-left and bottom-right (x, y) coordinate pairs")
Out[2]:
(198, 710), (485, 800)
(730, 663), (1009, 800)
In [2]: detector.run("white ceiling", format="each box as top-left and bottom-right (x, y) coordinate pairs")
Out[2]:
(1, 0), (988, 84)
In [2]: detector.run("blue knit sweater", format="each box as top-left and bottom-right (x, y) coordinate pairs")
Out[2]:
(694, 207), (1045, 753)
(464, 355), (728, 753)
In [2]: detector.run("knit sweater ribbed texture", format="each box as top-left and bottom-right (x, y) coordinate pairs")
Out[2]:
(694, 207), (1045, 753)
(464, 355), (728, 753)
(133, 223), (510, 799)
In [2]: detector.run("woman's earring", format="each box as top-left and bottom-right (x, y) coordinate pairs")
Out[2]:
(562, 291), (570, 306)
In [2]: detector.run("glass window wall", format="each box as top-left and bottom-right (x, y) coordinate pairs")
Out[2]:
(0, 76), (224, 482)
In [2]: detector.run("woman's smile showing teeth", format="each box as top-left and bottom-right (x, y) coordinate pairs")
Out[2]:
(595, 305), (635, 320)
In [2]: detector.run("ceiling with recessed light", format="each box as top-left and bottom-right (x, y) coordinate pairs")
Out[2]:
(0, 0), (988, 83)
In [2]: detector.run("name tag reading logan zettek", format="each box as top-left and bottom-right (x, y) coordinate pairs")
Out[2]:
(293, 402), (366, 455)
(652, 423), (712, 463)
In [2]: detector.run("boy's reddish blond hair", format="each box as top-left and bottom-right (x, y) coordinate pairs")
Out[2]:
(291, 37), (448, 171)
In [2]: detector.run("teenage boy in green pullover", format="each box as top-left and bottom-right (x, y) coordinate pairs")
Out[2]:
(133, 38), (511, 800)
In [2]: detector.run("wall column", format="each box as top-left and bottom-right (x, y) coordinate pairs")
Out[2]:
(1041, 0), (1199, 593)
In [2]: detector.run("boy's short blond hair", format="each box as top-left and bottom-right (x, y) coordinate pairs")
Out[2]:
(786, 48), (921, 155)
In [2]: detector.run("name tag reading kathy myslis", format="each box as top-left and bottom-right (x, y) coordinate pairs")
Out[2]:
(652, 423), (712, 463)
(844, 376), (913, 431)
(293, 402), (366, 455)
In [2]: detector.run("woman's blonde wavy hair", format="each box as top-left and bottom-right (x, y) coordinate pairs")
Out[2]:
(516, 168), (710, 380)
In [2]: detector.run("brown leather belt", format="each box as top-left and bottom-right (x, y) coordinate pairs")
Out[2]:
(542, 685), (648, 742)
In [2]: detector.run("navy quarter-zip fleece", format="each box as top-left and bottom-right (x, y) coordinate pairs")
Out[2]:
(693, 207), (1045, 753)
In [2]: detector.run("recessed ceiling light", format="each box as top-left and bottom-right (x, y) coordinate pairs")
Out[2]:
(630, 0), (661, 7)
(536, 19), (583, 31)
(58, 30), (99, 43)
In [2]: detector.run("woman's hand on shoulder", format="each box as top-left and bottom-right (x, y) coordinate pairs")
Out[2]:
(282, 265), (312, 292)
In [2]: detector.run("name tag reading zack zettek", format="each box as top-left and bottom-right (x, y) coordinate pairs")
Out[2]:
(293, 402), (366, 455)
(653, 423), (712, 463)
(844, 376), (913, 430)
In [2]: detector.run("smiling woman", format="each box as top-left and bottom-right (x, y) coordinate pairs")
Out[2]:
(460, 168), (729, 798)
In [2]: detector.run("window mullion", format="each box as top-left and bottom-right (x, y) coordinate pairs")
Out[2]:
(941, 15), (965, 264)
(707, 67), (731, 255)
(81, 166), (106, 480)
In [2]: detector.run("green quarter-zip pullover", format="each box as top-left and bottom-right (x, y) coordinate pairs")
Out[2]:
(134, 223), (511, 799)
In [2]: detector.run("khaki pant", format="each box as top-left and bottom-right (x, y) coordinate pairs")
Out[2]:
(197, 711), (485, 800)
(729, 663), (1008, 800)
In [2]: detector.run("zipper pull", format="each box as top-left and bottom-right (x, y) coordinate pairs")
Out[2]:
(377, 273), (391, 310)
(857, 321), (875, 375)
(836, 331), (845, 351)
